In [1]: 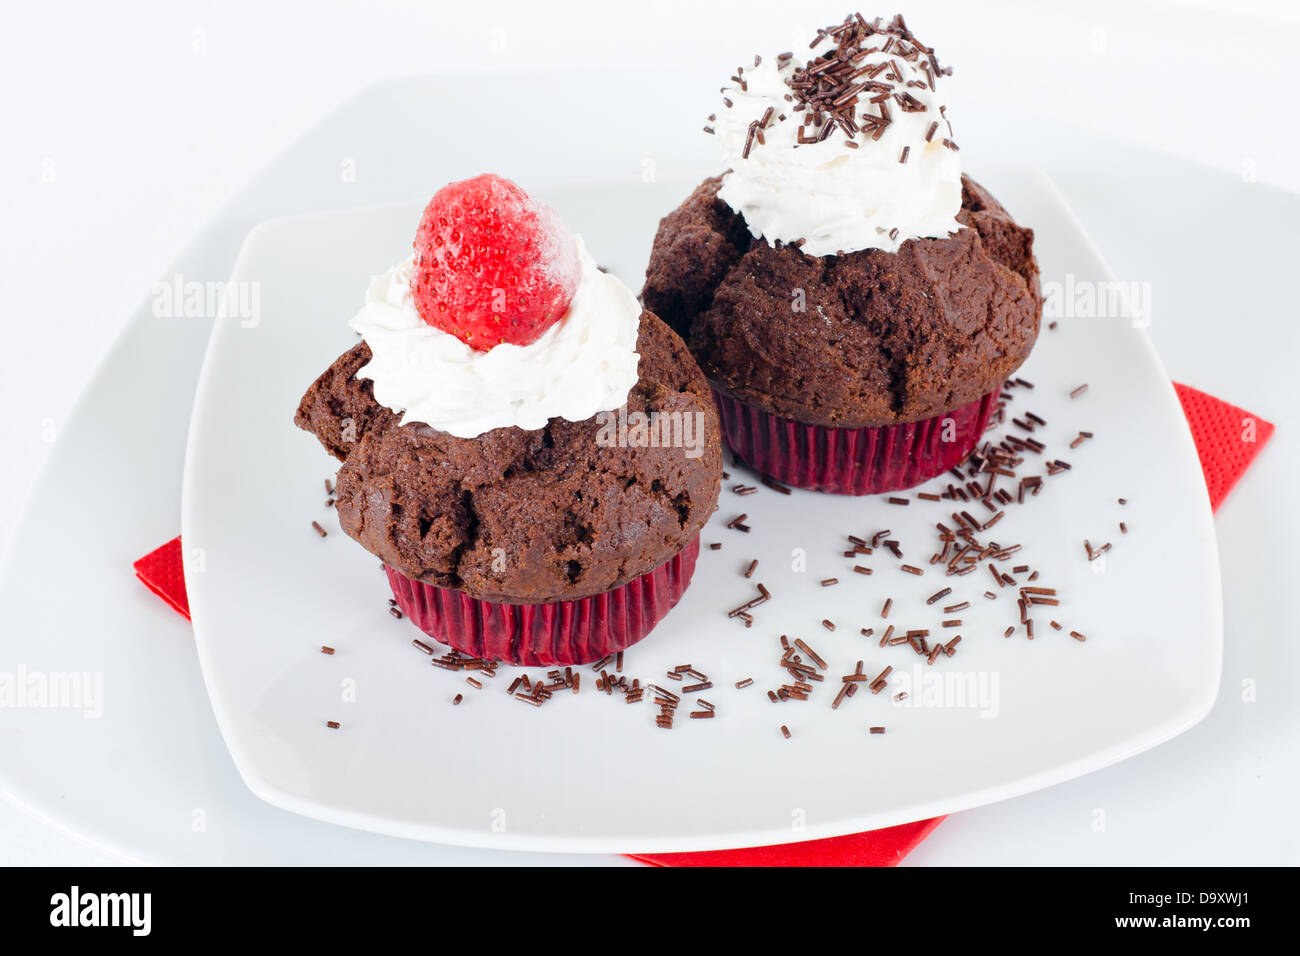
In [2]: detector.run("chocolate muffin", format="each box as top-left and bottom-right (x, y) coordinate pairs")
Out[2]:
(640, 13), (1044, 495)
(644, 173), (1041, 428)
(297, 312), (721, 604)
(294, 173), (721, 666)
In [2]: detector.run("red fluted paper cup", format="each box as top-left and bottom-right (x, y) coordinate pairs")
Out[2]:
(711, 388), (1001, 495)
(385, 537), (700, 666)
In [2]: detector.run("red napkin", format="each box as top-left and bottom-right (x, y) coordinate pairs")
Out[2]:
(134, 382), (1272, 865)
(1172, 383), (1274, 510)
(133, 536), (190, 620)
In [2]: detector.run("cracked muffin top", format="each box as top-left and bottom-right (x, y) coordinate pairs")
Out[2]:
(295, 310), (721, 604)
(642, 173), (1043, 429)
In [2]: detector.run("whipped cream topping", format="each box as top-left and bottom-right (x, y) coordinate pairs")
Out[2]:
(712, 15), (962, 256)
(350, 236), (641, 438)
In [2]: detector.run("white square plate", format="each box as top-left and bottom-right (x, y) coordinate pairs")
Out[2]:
(182, 167), (1221, 853)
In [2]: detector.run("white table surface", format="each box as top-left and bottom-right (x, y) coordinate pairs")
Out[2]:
(2, 0), (1297, 865)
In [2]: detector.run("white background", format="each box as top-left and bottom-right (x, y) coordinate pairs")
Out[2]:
(1, 0), (1297, 864)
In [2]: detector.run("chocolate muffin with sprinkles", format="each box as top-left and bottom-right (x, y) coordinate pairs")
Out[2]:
(642, 12), (1042, 495)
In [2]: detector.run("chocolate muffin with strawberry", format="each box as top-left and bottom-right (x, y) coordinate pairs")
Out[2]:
(296, 175), (721, 666)
(643, 13), (1042, 494)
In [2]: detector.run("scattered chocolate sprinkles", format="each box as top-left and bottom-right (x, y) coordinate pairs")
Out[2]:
(311, 521), (327, 538)
(320, 645), (335, 655)
(1084, 540), (1112, 561)
(730, 13), (951, 157)
(398, 377), (1107, 742)
(791, 639), (826, 671)
(728, 582), (771, 626)
(926, 587), (952, 605)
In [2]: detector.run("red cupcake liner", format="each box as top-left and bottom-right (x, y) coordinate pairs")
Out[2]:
(384, 537), (700, 666)
(711, 387), (1001, 495)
